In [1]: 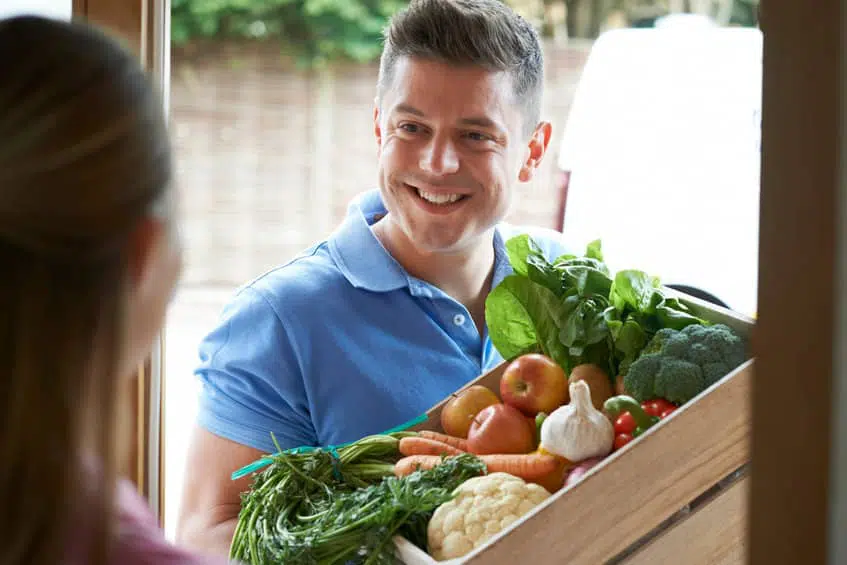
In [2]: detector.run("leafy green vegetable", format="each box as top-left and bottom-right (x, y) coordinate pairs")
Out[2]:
(232, 449), (486, 565)
(486, 236), (711, 381)
(609, 270), (660, 313)
(585, 238), (604, 261)
(506, 234), (561, 295)
(230, 432), (413, 564)
(654, 296), (705, 330)
(607, 317), (648, 375)
(485, 275), (571, 371)
(559, 292), (610, 357)
(505, 235), (533, 278)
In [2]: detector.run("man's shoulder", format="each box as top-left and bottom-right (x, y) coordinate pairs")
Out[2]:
(235, 241), (351, 312)
(496, 221), (576, 259)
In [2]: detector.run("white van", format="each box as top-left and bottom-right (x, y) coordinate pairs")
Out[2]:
(554, 21), (762, 317)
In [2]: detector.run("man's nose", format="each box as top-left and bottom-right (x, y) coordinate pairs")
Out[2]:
(420, 137), (459, 175)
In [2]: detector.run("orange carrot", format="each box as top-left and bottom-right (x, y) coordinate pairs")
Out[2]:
(393, 451), (563, 484)
(477, 453), (561, 481)
(417, 430), (469, 451)
(394, 455), (444, 477)
(399, 436), (465, 457)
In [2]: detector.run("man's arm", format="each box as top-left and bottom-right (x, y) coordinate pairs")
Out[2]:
(175, 425), (264, 556)
(176, 286), (318, 555)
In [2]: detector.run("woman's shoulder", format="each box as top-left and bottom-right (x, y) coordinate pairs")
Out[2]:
(109, 479), (237, 565)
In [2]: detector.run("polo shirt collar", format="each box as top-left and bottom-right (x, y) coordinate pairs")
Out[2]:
(329, 189), (514, 293)
(329, 190), (409, 292)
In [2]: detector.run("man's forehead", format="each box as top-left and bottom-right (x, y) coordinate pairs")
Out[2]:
(390, 55), (513, 91)
(383, 56), (519, 119)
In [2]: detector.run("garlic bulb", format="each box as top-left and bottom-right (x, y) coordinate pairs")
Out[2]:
(540, 380), (614, 462)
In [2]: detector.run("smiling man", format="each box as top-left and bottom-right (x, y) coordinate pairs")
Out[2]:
(176, 0), (573, 555)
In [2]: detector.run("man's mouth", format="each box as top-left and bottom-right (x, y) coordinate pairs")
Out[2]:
(407, 184), (468, 206)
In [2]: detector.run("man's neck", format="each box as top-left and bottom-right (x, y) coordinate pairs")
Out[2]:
(372, 219), (496, 333)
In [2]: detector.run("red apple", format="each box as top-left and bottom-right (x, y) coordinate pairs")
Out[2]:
(466, 404), (536, 455)
(500, 353), (568, 416)
(440, 385), (501, 439)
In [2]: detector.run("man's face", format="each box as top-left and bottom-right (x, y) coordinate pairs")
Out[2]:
(374, 56), (551, 255)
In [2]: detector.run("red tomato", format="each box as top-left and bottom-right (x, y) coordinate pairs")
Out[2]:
(641, 401), (661, 417)
(614, 412), (636, 435)
(660, 407), (677, 419)
(614, 433), (633, 450)
(655, 398), (677, 412)
(642, 398), (676, 417)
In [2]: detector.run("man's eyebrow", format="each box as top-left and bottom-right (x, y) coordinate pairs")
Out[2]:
(394, 103), (425, 116)
(459, 116), (499, 130)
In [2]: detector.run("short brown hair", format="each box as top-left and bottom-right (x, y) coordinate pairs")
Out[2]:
(378, 0), (545, 134)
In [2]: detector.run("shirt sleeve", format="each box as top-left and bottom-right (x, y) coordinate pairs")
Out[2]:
(194, 286), (317, 454)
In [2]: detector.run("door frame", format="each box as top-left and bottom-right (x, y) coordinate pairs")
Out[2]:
(750, 0), (845, 563)
(72, 0), (170, 523)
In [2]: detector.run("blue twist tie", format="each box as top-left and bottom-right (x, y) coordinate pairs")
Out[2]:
(327, 446), (342, 480)
(230, 413), (427, 481)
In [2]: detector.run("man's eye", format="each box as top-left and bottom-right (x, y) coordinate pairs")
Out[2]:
(465, 131), (492, 142)
(399, 123), (420, 133)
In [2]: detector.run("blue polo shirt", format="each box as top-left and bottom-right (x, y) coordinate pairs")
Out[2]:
(194, 190), (572, 454)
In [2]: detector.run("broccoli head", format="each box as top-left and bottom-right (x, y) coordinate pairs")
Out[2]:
(653, 359), (705, 404)
(623, 323), (747, 404)
(623, 353), (660, 401)
(640, 328), (678, 355)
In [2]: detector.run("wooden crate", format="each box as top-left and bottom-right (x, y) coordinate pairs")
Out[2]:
(394, 293), (754, 565)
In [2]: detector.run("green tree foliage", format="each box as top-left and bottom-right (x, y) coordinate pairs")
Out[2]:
(729, 0), (759, 27)
(170, 0), (410, 68)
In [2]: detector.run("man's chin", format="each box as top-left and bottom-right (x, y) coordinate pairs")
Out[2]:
(408, 230), (484, 256)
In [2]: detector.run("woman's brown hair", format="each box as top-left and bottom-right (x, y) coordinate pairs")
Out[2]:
(0, 15), (172, 565)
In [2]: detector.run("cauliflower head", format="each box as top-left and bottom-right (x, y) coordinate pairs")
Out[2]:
(427, 472), (550, 561)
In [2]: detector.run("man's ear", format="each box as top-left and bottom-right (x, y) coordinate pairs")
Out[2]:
(373, 100), (382, 150)
(518, 121), (553, 182)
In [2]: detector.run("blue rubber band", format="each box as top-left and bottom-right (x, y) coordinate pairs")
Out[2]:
(230, 413), (428, 481)
(327, 446), (342, 480)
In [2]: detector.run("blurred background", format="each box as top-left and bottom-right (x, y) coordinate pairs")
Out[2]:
(162, 0), (762, 538)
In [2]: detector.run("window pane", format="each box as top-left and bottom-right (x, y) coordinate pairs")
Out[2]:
(0, 0), (71, 20)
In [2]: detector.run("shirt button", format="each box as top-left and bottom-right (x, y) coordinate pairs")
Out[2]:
(453, 314), (466, 326)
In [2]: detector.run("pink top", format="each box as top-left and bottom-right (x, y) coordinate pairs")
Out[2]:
(68, 478), (238, 565)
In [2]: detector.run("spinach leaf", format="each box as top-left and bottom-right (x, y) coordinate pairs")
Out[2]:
(505, 234), (561, 296)
(655, 296), (706, 330)
(612, 317), (648, 375)
(555, 257), (610, 277)
(526, 253), (562, 297)
(485, 275), (571, 372)
(559, 292), (611, 357)
(609, 270), (661, 313)
(585, 239), (604, 261)
(560, 264), (613, 298)
(505, 234), (533, 277)
(553, 252), (577, 264)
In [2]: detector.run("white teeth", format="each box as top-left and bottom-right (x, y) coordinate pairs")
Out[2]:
(417, 189), (462, 205)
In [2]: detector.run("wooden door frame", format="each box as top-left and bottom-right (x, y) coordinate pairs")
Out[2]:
(750, 0), (845, 563)
(72, 0), (170, 523)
